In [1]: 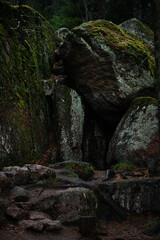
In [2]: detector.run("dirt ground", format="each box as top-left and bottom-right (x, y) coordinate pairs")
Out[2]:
(0, 169), (159, 240)
(0, 214), (160, 240)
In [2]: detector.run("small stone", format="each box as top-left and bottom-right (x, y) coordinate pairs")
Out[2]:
(3, 166), (22, 172)
(11, 186), (29, 202)
(19, 220), (44, 232)
(41, 219), (62, 231)
(6, 206), (28, 220)
(25, 164), (56, 181)
(0, 172), (11, 189)
(14, 170), (31, 185)
(29, 211), (51, 220)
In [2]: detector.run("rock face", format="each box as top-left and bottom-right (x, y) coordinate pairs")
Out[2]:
(0, 1), (56, 166)
(119, 18), (154, 46)
(107, 97), (159, 167)
(52, 85), (85, 162)
(111, 179), (160, 214)
(60, 19), (155, 122)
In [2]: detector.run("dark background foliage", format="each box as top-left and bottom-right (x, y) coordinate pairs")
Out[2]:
(6, 0), (153, 30)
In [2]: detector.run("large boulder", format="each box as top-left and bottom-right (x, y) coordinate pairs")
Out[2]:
(119, 18), (154, 46)
(60, 19), (155, 122)
(52, 85), (85, 162)
(107, 97), (159, 167)
(111, 178), (160, 214)
(0, 1), (56, 166)
(31, 187), (98, 224)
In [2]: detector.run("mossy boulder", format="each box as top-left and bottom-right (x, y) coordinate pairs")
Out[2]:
(107, 97), (159, 167)
(0, 1), (56, 166)
(60, 19), (155, 122)
(119, 18), (154, 46)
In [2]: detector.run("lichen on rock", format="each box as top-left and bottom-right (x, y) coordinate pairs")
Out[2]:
(107, 97), (159, 167)
(52, 85), (85, 162)
(119, 18), (154, 46)
(60, 19), (155, 122)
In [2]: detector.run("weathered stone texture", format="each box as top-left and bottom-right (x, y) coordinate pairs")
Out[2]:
(0, 1), (56, 165)
(119, 18), (154, 46)
(112, 179), (160, 214)
(60, 19), (155, 122)
(31, 187), (98, 223)
(107, 97), (159, 167)
(52, 85), (85, 162)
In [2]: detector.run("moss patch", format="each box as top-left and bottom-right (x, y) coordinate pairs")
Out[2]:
(74, 20), (155, 78)
(129, 97), (158, 115)
(66, 162), (94, 180)
(112, 160), (137, 171)
(0, 1), (56, 166)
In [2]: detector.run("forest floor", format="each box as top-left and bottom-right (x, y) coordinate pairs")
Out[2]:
(0, 169), (160, 240)
(0, 214), (160, 240)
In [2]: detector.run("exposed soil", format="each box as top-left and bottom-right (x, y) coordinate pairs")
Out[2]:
(0, 214), (160, 240)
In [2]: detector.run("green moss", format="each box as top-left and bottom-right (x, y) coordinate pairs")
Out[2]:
(74, 20), (155, 78)
(0, 0), (56, 165)
(120, 18), (154, 44)
(129, 97), (158, 115)
(112, 160), (137, 171)
(146, 219), (158, 227)
(46, 79), (53, 85)
(66, 162), (94, 180)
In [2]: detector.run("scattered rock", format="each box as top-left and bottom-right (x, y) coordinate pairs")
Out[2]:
(11, 186), (29, 202)
(29, 211), (51, 220)
(6, 206), (28, 220)
(19, 218), (62, 232)
(40, 219), (62, 231)
(19, 219), (44, 232)
(25, 164), (56, 182)
(3, 166), (31, 185)
(14, 170), (31, 185)
(0, 172), (11, 189)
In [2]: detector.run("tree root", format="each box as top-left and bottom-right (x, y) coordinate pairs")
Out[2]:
(58, 176), (126, 221)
